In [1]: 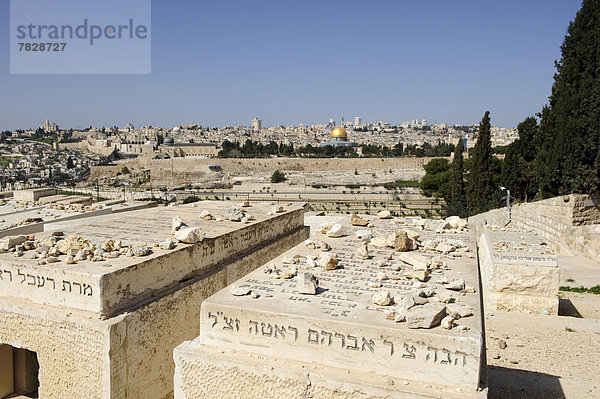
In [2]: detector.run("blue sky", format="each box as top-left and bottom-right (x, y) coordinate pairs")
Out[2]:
(0, 0), (583, 130)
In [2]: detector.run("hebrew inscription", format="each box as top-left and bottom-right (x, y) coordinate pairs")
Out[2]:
(0, 267), (93, 297)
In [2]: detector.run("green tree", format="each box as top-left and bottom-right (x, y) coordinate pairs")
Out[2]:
(537, 0), (600, 196)
(467, 111), (496, 214)
(420, 158), (450, 199)
(121, 166), (130, 175)
(502, 117), (538, 201)
(271, 170), (286, 183)
(448, 139), (467, 217)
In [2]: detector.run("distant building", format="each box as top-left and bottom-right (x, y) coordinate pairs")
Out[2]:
(43, 120), (59, 133)
(354, 116), (362, 126)
(319, 126), (358, 147)
(252, 117), (262, 132)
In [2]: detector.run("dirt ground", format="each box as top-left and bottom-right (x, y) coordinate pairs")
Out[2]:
(485, 293), (600, 398)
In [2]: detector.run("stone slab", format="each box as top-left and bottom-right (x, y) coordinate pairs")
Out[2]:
(13, 188), (55, 202)
(183, 214), (486, 397)
(0, 201), (307, 318)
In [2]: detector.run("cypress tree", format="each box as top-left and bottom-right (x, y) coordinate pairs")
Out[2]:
(449, 139), (467, 217)
(502, 117), (538, 201)
(467, 111), (496, 214)
(537, 0), (600, 196)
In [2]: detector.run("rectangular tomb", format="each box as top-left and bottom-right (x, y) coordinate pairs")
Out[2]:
(175, 214), (487, 399)
(477, 226), (560, 314)
(0, 201), (309, 398)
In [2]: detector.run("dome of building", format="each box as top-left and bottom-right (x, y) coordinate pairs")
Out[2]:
(331, 126), (347, 138)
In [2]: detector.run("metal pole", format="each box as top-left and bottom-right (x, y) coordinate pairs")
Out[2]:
(506, 189), (511, 223)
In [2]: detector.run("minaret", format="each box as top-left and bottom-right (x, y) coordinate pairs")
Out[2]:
(341, 117), (344, 127)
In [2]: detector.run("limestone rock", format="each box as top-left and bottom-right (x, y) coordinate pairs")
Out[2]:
(351, 214), (369, 226)
(66, 256), (76, 264)
(377, 210), (392, 219)
(398, 253), (431, 270)
(241, 201), (251, 207)
(354, 244), (370, 260)
(317, 223), (332, 234)
(299, 272), (319, 295)
(355, 230), (372, 241)
(0, 235), (27, 251)
(159, 239), (176, 250)
(445, 216), (468, 230)
(172, 216), (186, 231)
(391, 231), (415, 252)
(250, 291), (260, 299)
(435, 243), (456, 254)
(230, 286), (251, 296)
(222, 206), (245, 222)
(326, 224), (344, 238)
(407, 269), (429, 282)
(199, 210), (215, 221)
(445, 303), (473, 318)
(318, 253), (338, 270)
(272, 206), (285, 213)
(376, 272), (387, 281)
(406, 303), (446, 329)
(132, 245), (151, 257)
(174, 227), (205, 244)
(441, 315), (455, 330)
(372, 289), (392, 306)
(444, 279), (466, 291)
(55, 236), (90, 255)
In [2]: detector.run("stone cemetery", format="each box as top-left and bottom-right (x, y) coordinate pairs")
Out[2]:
(0, 199), (308, 398)
(174, 213), (487, 398)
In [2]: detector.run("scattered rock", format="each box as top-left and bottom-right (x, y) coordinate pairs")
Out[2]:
(159, 239), (176, 250)
(272, 206), (285, 213)
(351, 214), (369, 226)
(392, 231), (415, 252)
(355, 230), (373, 241)
(445, 303), (473, 318)
(326, 224), (344, 238)
(372, 289), (392, 306)
(377, 210), (392, 219)
(132, 245), (151, 257)
(498, 339), (507, 349)
(441, 315), (456, 330)
(406, 303), (446, 329)
(222, 206), (245, 222)
(172, 216), (186, 231)
(230, 286), (251, 296)
(199, 210), (215, 221)
(354, 244), (370, 260)
(250, 291), (260, 299)
(370, 236), (388, 248)
(445, 279), (466, 291)
(398, 253), (431, 270)
(66, 256), (76, 264)
(55, 236), (90, 255)
(174, 227), (205, 244)
(376, 272), (388, 281)
(318, 253), (338, 270)
(299, 272), (319, 295)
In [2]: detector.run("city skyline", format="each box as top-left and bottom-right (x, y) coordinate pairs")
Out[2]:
(0, 0), (583, 131)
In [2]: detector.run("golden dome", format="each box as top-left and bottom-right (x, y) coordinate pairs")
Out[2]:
(331, 126), (347, 138)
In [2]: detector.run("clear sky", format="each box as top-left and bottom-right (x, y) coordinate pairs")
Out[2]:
(0, 0), (584, 131)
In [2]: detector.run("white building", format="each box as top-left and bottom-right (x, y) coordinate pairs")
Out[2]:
(354, 116), (362, 126)
(252, 117), (262, 132)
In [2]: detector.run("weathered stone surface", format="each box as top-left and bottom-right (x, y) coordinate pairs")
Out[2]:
(446, 303), (474, 318)
(172, 216), (186, 231)
(159, 239), (176, 250)
(441, 315), (456, 330)
(222, 206), (245, 222)
(354, 244), (370, 260)
(370, 236), (388, 248)
(406, 303), (446, 329)
(230, 286), (251, 296)
(351, 214), (369, 226)
(318, 253), (338, 270)
(391, 231), (414, 252)
(377, 210), (392, 219)
(326, 223), (344, 238)
(355, 230), (372, 241)
(446, 216), (468, 230)
(55, 236), (90, 255)
(199, 210), (215, 221)
(299, 272), (319, 295)
(445, 279), (466, 291)
(398, 253), (430, 270)
(132, 245), (151, 257)
(372, 289), (392, 306)
(174, 227), (205, 244)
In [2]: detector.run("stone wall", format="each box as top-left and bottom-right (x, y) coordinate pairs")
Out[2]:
(471, 194), (600, 262)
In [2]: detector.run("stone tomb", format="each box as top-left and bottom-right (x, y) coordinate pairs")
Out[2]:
(0, 201), (308, 398)
(477, 225), (560, 314)
(175, 215), (486, 398)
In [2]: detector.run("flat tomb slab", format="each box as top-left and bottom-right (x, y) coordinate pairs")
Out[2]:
(192, 215), (486, 396)
(0, 201), (306, 317)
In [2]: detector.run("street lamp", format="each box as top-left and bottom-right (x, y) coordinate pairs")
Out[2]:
(500, 187), (511, 223)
